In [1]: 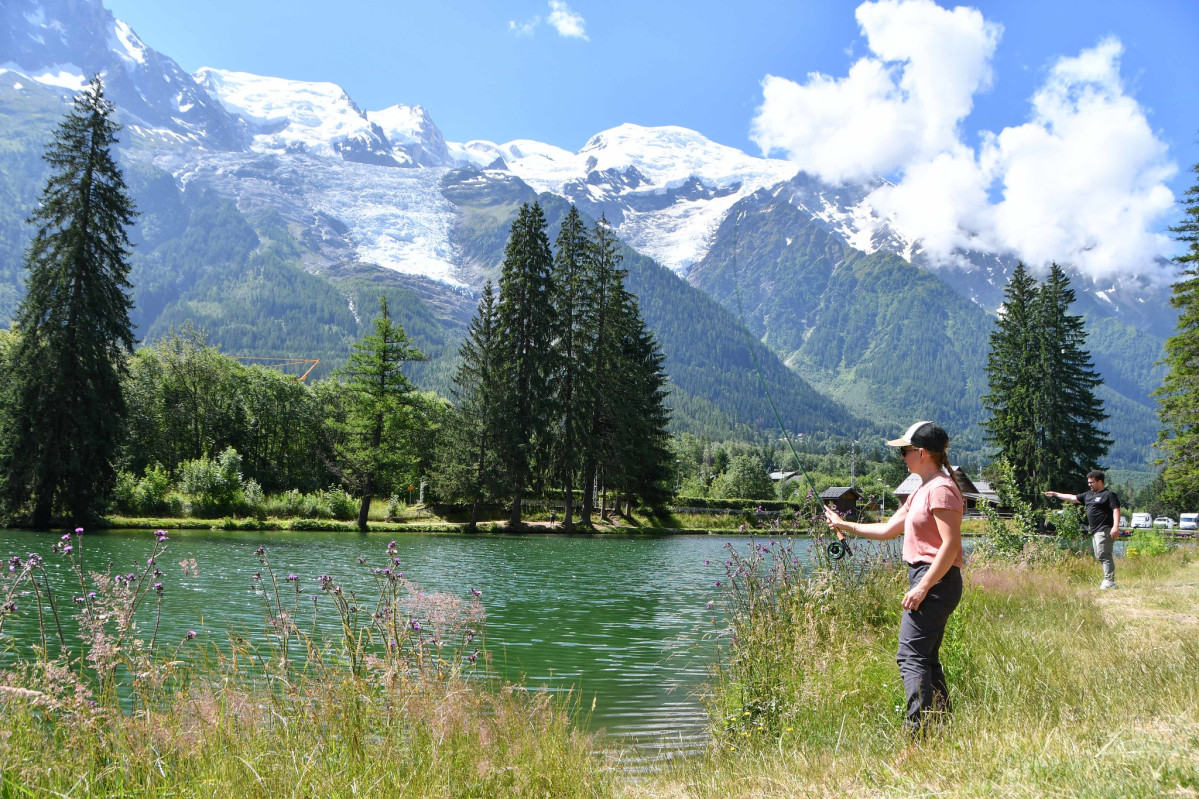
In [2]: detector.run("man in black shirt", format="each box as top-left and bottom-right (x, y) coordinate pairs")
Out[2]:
(1045, 470), (1122, 589)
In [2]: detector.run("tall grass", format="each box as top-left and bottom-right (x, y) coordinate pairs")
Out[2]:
(0, 530), (616, 797)
(641, 540), (1199, 797)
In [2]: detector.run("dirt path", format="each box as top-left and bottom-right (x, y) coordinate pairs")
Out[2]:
(1095, 555), (1199, 641)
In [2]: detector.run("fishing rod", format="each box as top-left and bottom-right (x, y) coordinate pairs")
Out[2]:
(729, 211), (852, 561)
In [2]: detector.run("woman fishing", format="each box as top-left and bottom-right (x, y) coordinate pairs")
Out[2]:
(823, 421), (964, 736)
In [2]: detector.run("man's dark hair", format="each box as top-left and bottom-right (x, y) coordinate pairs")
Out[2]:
(1087, 470), (1106, 483)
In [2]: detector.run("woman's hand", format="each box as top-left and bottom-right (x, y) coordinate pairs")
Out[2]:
(902, 583), (929, 611)
(823, 505), (844, 531)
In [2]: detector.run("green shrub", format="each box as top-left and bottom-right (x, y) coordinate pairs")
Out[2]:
(323, 487), (359, 521)
(112, 464), (176, 516)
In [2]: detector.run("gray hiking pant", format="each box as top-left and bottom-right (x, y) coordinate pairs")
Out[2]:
(1092, 527), (1116, 582)
(897, 563), (962, 734)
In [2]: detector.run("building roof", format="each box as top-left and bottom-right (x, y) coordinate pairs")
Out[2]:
(893, 467), (996, 504)
(819, 486), (861, 500)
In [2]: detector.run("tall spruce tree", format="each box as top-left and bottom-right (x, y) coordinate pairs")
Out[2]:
(606, 297), (673, 513)
(1034, 263), (1110, 493)
(1154, 160), (1199, 508)
(578, 217), (628, 523)
(494, 202), (554, 527)
(327, 295), (423, 531)
(982, 264), (1040, 500)
(983, 263), (1110, 503)
(549, 207), (592, 531)
(0, 76), (137, 526)
(438, 281), (504, 530)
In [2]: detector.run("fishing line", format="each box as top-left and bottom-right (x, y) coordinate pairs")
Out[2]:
(728, 211), (852, 561)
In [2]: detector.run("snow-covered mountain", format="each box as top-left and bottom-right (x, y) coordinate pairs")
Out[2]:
(3, 0), (1172, 333)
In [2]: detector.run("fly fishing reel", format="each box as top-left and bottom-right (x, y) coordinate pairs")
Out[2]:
(827, 538), (853, 560)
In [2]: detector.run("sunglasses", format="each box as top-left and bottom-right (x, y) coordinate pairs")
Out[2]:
(900, 446), (921, 456)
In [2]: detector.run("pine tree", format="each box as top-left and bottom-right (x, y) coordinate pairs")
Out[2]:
(607, 300), (674, 512)
(578, 216), (628, 523)
(983, 263), (1110, 503)
(982, 264), (1040, 500)
(327, 295), (423, 531)
(438, 281), (503, 530)
(548, 207), (592, 531)
(494, 202), (554, 527)
(1035, 263), (1110, 494)
(1155, 161), (1199, 508)
(0, 76), (137, 526)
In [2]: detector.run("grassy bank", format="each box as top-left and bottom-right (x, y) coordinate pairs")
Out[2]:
(635, 544), (1199, 798)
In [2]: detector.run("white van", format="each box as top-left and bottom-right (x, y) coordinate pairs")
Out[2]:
(1130, 512), (1152, 529)
(1180, 512), (1198, 531)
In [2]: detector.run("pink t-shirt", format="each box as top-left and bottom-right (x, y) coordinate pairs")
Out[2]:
(901, 473), (964, 567)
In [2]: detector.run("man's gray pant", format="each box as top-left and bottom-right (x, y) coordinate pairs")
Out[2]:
(1092, 526), (1116, 582)
(897, 563), (962, 734)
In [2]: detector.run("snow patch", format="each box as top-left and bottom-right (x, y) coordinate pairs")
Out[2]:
(193, 68), (389, 161)
(111, 20), (147, 66)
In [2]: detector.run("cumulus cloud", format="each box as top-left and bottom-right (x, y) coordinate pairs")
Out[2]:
(751, 0), (1177, 283)
(509, 1), (588, 40)
(547, 0), (588, 39)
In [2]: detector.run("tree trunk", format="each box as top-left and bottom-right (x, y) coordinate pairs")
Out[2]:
(509, 489), (523, 528)
(357, 476), (372, 532)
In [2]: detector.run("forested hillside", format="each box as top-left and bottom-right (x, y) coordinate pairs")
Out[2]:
(689, 188), (1158, 468)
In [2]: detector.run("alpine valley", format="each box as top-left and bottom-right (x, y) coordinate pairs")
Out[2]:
(0, 0), (1175, 469)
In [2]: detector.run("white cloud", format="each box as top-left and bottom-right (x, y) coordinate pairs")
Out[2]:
(508, 17), (539, 37)
(751, 0), (1178, 283)
(752, 0), (1000, 183)
(509, 1), (588, 40)
(547, 0), (588, 40)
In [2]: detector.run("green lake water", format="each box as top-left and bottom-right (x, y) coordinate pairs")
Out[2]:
(0, 528), (895, 762)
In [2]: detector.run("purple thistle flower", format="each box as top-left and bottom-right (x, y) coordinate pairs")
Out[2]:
(186, 630), (196, 640)
(286, 573), (299, 582)
(410, 620), (421, 631)
(61, 534), (71, 541)
(74, 527), (84, 534)
(471, 588), (482, 597)
(154, 583), (164, 594)
(254, 546), (265, 557)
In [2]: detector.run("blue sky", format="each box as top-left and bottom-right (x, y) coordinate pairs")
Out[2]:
(102, 0), (1199, 274)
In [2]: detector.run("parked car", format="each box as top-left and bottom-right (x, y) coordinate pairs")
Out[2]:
(1153, 516), (1175, 529)
(1130, 512), (1153, 529)
(1179, 512), (1198, 531)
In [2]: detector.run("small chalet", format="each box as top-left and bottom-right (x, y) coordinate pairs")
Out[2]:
(819, 486), (862, 516)
(893, 467), (998, 512)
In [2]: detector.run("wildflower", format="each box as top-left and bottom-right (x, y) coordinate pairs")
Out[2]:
(75, 527), (84, 534)
(471, 588), (482, 597)
(254, 545), (265, 557)
(63, 545), (73, 554)
(317, 575), (334, 589)
(286, 574), (299, 582)
(706, 601), (713, 610)
(410, 620), (421, 631)
(715, 580), (721, 587)
(148, 557), (155, 566)
(186, 630), (197, 640)
(61, 534), (71, 541)
(357, 557), (367, 565)
(155, 529), (169, 542)
(74, 597), (85, 604)
(154, 582), (164, 594)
